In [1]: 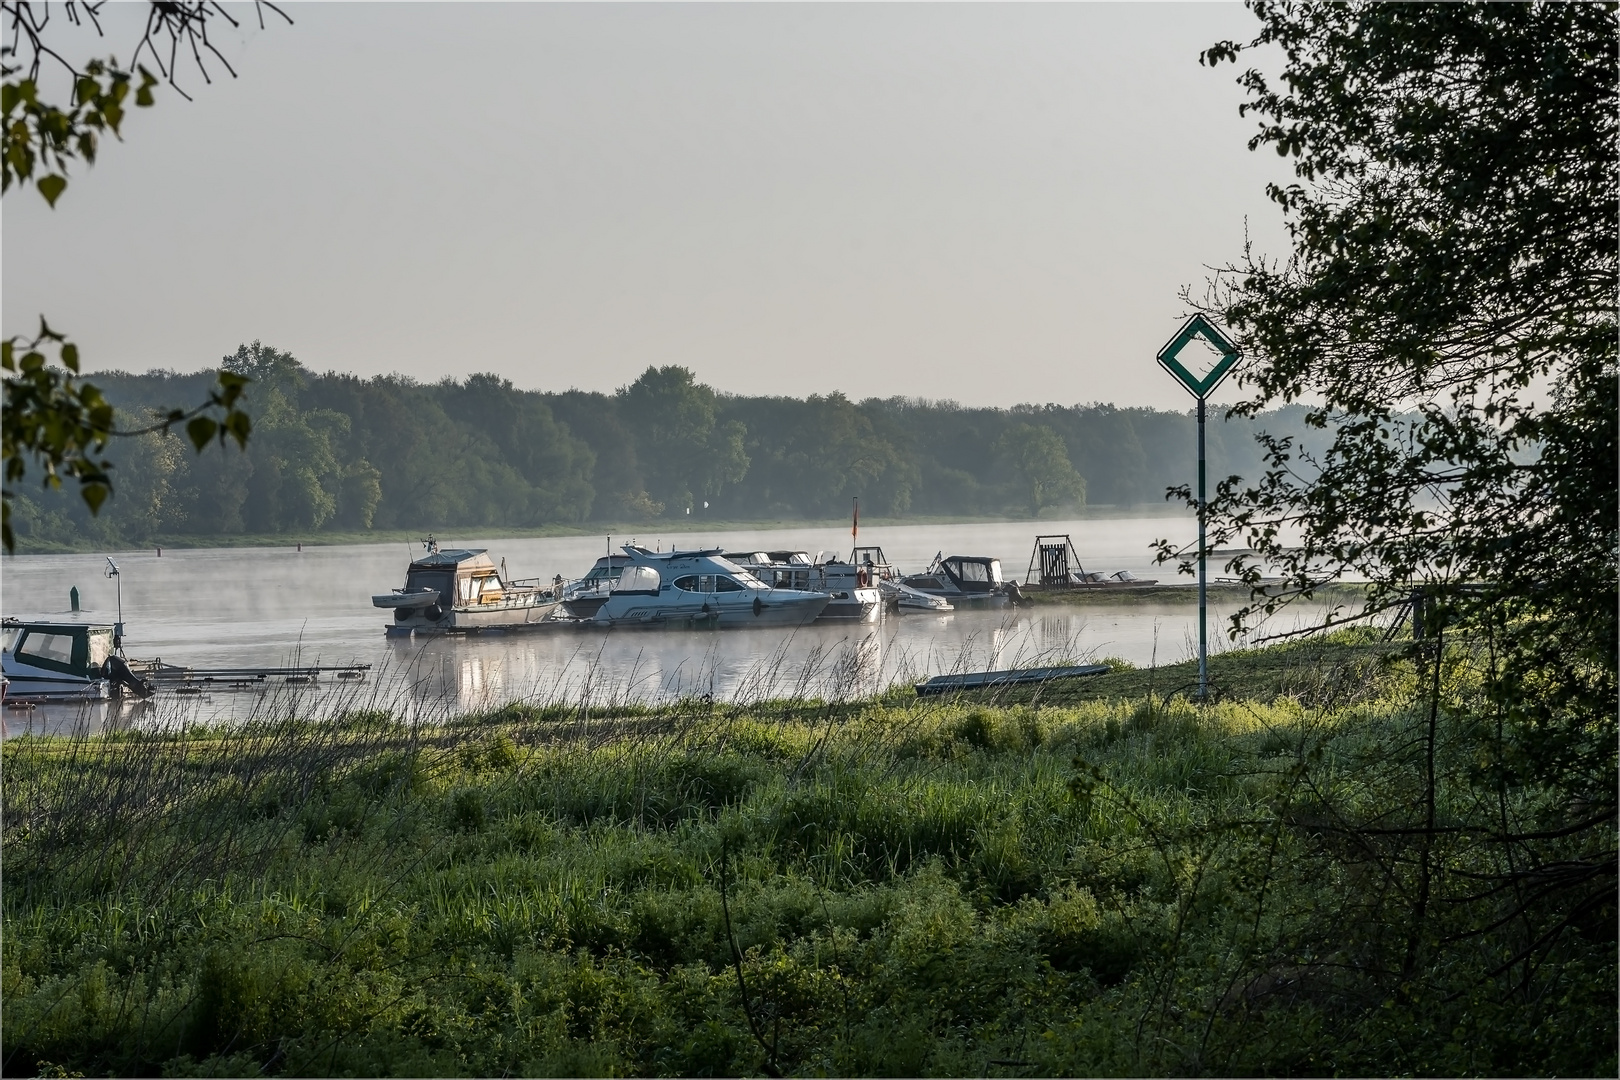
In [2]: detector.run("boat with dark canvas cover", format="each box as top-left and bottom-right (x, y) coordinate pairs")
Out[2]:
(902, 553), (1012, 606)
(1, 619), (153, 701)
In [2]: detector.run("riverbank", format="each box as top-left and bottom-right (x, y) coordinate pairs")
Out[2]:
(3, 631), (1610, 1077)
(1015, 579), (1376, 608)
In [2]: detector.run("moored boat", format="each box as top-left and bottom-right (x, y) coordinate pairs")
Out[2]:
(848, 545), (955, 613)
(728, 550), (883, 621)
(1, 618), (153, 700)
(373, 538), (560, 634)
(559, 553), (634, 619)
(591, 547), (829, 628)
(901, 553), (1011, 606)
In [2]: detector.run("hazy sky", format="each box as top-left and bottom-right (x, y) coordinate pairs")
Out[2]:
(2, 2), (1292, 410)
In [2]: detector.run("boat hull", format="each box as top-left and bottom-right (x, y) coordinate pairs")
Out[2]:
(1, 670), (111, 701)
(390, 597), (561, 634)
(372, 590), (441, 609)
(818, 588), (883, 621)
(593, 590), (828, 628)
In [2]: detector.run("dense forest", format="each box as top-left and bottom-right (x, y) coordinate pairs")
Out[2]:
(5, 342), (1325, 548)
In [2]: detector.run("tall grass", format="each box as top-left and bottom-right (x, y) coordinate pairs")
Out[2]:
(2, 630), (1613, 1076)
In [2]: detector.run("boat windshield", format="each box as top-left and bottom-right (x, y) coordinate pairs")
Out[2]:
(16, 630), (76, 668)
(615, 565), (661, 593)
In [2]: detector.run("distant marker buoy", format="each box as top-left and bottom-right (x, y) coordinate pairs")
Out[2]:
(297, 542), (302, 553)
(156, 546), (162, 557)
(70, 586), (80, 612)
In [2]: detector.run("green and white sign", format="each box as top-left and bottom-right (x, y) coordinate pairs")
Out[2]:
(1156, 314), (1240, 398)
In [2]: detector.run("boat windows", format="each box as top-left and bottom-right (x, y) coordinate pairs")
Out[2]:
(616, 565), (661, 593)
(16, 631), (77, 670)
(944, 559), (1001, 585)
(674, 574), (755, 594)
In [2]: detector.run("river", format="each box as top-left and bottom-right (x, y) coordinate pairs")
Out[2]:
(1, 515), (1325, 735)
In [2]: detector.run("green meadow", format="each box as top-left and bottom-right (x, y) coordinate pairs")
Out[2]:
(3, 631), (1613, 1077)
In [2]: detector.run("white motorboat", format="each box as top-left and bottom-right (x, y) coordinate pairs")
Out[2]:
(559, 553), (634, 619)
(728, 550), (883, 621)
(848, 545), (955, 613)
(592, 547), (829, 628)
(373, 538), (560, 634)
(1, 619), (153, 701)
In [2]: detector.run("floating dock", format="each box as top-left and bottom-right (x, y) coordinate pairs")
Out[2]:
(914, 663), (1109, 696)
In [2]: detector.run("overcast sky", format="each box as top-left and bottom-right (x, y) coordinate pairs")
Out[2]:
(2, 2), (1292, 410)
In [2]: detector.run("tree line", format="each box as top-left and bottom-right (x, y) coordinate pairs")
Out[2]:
(4, 341), (1327, 547)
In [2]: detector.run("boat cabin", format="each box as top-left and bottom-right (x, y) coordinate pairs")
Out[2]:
(3, 620), (114, 678)
(404, 548), (507, 609)
(910, 556), (1004, 595)
(2, 619), (117, 696)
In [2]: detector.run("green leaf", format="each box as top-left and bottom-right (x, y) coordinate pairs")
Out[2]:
(60, 343), (79, 371)
(36, 173), (66, 207)
(186, 416), (218, 450)
(81, 481), (109, 514)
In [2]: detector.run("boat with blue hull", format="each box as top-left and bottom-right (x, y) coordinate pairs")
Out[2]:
(591, 547), (829, 628)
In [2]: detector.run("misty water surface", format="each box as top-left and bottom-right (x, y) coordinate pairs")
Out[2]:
(2, 515), (1327, 735)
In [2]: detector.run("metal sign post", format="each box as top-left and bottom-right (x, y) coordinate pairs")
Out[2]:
(1155, 314), (1240, 701)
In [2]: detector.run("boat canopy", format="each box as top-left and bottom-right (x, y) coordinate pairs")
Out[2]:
(940, 556), (1003, 589)
(409, 548), (491, 570)
(2, 620), (114, 678)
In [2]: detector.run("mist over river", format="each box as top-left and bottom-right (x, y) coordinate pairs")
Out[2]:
(2, 516), (1326, 735)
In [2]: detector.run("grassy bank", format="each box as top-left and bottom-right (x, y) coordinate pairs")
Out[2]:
(2, 633), (1613, 1077)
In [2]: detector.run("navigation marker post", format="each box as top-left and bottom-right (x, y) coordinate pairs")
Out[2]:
(1154, 314), (1241, 701)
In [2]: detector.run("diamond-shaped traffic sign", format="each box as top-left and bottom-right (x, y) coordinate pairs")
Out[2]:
(1156, 314), (1240, 398)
